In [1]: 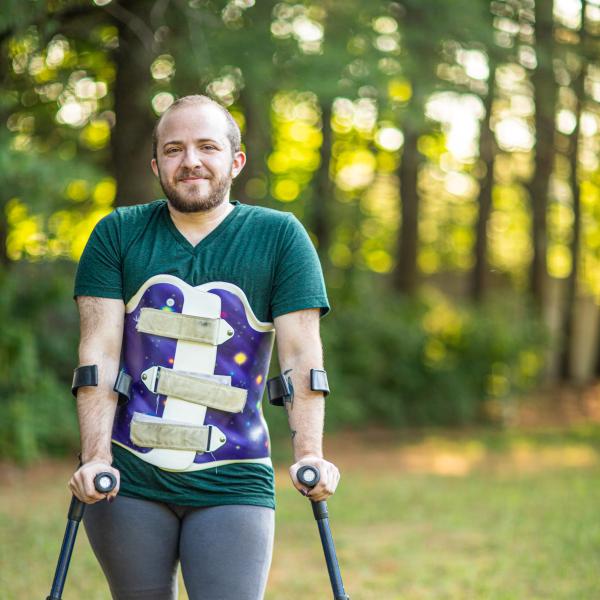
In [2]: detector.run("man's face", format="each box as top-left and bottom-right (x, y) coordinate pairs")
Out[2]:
(151, 104), (245, 213)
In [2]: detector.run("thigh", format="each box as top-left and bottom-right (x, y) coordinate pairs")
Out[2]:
(84, 495), (180, 600)
(179, 505), (275, 600)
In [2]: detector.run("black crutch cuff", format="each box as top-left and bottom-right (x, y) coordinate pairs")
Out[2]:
(267, 370), (294, 406)
(310, 369), (330, 396)
(71, 365), (98, 397)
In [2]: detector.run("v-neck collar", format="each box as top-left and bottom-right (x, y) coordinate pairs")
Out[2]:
(161, 200), (240, 255)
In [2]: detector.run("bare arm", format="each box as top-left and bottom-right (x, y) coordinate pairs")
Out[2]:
(274, 309), (339, 500)
(69, 296), (124, 503)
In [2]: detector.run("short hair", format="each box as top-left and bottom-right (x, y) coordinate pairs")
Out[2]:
(152, 95), (241, 160)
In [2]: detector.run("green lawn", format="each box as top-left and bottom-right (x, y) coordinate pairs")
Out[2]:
(2, 427), (600, 599)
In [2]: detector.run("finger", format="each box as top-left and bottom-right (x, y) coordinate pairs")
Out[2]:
(82, 471), (97, 499)
(71, 472), (87, 501)
(309, 489), (329, 502)
(305, 479), (326, 498)
(71, 468), (100, 503)
(311, 471), (336, 499)
(107, 475), (120, 500)
(298, 481), (314, 496)
(68, 479), (80, 500)
(289, 465), (300, 486)
(328, 466), (339, 493)
(70, 480), (87, 503)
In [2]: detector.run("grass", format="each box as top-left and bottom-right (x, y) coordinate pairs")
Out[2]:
(2, 426), (600, 599)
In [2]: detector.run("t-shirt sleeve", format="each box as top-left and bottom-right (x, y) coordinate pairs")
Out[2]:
(270, 213), (330, 319)
(73, 211), (123, 300)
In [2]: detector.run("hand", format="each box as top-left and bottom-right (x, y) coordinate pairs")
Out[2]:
(289, 456), (340, 502)
(68, 460), (120, 504)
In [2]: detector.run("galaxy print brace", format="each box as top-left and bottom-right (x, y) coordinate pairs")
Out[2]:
(111, 274), (275, 472)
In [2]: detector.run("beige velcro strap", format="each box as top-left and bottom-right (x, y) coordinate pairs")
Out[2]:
(155, 368), (247, 413)
(131, 414), (219, 452)
(137, 308), (233, 345)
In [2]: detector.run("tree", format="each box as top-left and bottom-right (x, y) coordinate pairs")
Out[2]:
(389, 0), (488, 295)
(471, 0), (515, 302)
(108, 0), (158, 206)
(528, 0), (557, 309)
(560, 0), (587, 379)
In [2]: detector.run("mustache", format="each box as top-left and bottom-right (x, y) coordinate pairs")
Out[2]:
(177, 168), (211, 181)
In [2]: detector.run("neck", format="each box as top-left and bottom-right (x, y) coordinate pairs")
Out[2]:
(166, 197), (234, 231)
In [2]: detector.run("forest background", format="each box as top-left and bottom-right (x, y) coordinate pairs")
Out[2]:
(1, 0), (599, 461)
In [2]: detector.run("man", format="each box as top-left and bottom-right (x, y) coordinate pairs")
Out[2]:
(68, 94), (340, 600)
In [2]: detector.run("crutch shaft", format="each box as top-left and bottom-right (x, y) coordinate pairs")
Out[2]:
(297, 465), (350, 600)
(313, 505), (350, 600)
(46, 502), (83, 600)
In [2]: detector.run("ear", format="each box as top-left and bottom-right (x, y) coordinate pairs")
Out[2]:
(231, 151), (246, 179)
(151, 158), (159, 178)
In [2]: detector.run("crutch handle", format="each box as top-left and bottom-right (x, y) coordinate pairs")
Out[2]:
(94, 471), (117, 494)
(297, 464), (320, 488)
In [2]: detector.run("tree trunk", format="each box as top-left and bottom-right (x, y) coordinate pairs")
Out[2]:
(311, 101), (333, 262)
(233, 87), (271, 205)
(110, 1), (157, 207)
(471, 59), (497, 302)
(559, 94), (582, 380)
(393, 122), (422, 294)
(527, 0), (557, 309)
(560, 1), (586, 379)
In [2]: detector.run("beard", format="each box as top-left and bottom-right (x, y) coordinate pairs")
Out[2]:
(158, 166), (232, 213)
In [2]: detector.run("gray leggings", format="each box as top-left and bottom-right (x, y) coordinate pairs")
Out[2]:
(83, 495), (274, 600)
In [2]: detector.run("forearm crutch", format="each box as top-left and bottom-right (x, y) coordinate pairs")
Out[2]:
(297, 465), (350, 600)
(46, 471), (117, 600)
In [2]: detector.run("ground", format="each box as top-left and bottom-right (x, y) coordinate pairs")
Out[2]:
(2, 423), (600, 599)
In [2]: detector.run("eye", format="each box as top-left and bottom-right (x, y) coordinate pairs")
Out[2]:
(201, 144), (217, 151)
(165, 147), (180, 154)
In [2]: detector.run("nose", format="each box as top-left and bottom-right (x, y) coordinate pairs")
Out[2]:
(181, 146), (202, 169)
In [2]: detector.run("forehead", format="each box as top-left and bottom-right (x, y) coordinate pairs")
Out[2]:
(156, 103), (229, 146)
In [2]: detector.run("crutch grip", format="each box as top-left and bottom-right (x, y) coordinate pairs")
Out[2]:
(297, 464), (320, 488)
(94, 471), (117, 494)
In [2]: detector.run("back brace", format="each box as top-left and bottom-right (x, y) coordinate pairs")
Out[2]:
(112, 275), (275, 472)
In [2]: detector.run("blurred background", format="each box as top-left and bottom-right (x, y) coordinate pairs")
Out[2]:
(2, 1), (600, 598)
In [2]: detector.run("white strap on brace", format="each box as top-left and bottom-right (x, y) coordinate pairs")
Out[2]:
(130, 413), (226, 453)
(137, 307), (234, 345)
(141, 366), (248, 413)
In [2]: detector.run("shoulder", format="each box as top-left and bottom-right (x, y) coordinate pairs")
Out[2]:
(236, 203), (303, 243)
(94, 200), (165, 234)
(236, 202), (295, 227)
(111, 199), (166, 224)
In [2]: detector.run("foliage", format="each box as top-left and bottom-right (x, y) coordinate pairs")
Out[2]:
(0, 1), (597, 459)
(320, 280), (548, 428)
(0, 263), (79, 461)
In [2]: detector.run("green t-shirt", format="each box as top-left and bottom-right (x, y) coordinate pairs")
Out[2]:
(74, 199), (329, 508)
